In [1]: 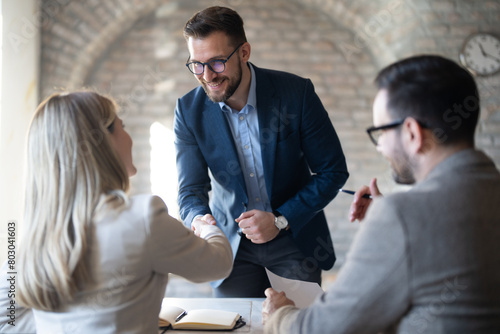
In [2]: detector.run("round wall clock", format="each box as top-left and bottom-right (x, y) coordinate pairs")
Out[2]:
(459, 32), (500, 76)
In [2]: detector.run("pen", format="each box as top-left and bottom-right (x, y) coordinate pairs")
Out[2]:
(237, 202), (247, 236)
(175, 310), (187, 322)
(339, 189), (372, 199)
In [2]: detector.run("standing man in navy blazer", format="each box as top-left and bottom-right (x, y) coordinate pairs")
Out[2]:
(174, 6), (348, 297)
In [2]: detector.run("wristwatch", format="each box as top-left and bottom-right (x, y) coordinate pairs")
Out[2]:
(274, 213), (289, 230)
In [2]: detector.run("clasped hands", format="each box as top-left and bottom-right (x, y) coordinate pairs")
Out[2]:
(236, 210), (279, 244)
(191, 214), (217, 236)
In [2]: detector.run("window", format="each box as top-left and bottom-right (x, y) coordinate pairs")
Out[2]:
(150, 122), (180, 218)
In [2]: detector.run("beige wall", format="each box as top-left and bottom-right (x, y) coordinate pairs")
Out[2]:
(0, 0), (39, 264)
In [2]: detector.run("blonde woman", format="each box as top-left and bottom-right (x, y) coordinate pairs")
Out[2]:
(0, 91), (232, 333)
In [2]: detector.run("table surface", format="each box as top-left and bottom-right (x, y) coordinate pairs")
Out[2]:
(159, 297), (265, 333)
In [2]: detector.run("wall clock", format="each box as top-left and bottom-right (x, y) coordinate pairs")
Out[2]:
(459, 32), (500, 76)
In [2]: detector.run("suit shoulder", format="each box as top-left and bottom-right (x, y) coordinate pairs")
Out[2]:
(179, 85), (203, 100)
(257, 66), (310, 85)
(177, 86), (208, 111)
(254, 66), (315, 100)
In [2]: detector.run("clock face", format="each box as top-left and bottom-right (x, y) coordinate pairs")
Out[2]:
(460, 33), (500, 76)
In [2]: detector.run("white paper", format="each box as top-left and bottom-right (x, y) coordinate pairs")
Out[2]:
(265, 268), (324, 308)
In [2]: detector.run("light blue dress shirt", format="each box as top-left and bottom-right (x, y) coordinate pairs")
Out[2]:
(219, 64), (271, 212)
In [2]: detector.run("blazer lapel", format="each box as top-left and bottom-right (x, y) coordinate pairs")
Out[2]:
(254, 66), (280, 199)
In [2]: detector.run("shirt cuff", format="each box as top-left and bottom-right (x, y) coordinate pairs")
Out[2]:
(199, 224), (226, 240)
(264, 305), (300, 334)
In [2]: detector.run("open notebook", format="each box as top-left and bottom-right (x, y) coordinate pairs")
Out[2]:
(159, 304), (246, 331)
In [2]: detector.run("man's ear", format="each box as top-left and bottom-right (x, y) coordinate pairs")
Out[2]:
(402, 118), (427, 154)
(240, 42), (251, 63)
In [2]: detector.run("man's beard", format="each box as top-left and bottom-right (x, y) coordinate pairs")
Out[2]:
(202, 62), (242, 103)
(390, 142), (417, 185)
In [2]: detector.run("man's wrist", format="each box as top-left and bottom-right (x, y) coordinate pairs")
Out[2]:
(273, 212), (289, 231)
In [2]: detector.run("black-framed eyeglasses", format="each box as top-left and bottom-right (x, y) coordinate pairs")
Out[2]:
(186, 43), (244, 75)
(366, 119), (405, 146)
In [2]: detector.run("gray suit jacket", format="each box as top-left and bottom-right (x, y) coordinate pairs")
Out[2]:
(265, 149), (500, 334)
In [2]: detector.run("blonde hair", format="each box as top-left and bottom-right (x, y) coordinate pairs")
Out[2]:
(18, 91), (130, 311)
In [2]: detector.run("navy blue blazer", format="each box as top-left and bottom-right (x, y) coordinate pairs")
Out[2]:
(174, 64), (348, 273)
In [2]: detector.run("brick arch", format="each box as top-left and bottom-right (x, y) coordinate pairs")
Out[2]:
(40, 0), (167, 98)
(302, 0), (453, 69)
(42, 0), (396, 102)
(58, 0), (413, 90)
(67, 0), (165, 89)
(300, 0), (399, 67)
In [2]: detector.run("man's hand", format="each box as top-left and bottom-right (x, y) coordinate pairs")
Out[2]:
(349, 178), (383, 222)
(262, 288), (295, 324)
(235, 210), (279, 244)
(192, 214), (217, 236)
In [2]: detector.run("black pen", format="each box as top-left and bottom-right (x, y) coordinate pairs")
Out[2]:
(339, 189), (372, 199)
(237, 202), (247, 236)
(175, 310), (187, 322)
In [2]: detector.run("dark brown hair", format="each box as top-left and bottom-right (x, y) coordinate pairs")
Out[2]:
(375, 55), (480, 146)
(183, 6), (247, 47)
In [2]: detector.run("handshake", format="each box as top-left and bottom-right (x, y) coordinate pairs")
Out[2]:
(191, 214), (217, 236)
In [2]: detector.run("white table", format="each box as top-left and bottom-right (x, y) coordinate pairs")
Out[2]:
(159, 298), (265, 333)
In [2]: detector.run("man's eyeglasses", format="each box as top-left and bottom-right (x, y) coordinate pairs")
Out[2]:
(366, 120), (405, 146)
(366, 118), (428, 146)
(186, 43), (244, 75)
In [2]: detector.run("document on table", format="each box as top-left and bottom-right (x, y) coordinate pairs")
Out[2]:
(265, 268), (324, 308)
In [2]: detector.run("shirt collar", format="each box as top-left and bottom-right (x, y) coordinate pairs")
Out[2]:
(219, 63), (257, 114)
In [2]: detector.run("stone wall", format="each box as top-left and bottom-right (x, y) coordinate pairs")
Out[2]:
(39, 0), (500, 295)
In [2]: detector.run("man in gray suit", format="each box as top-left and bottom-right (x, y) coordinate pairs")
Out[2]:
(262, 55), (500, 333)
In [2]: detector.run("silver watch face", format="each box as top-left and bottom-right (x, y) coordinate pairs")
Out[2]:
(275, 216), (288, 229)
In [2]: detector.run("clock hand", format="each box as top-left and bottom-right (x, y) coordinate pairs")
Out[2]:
(485, 51), (500, 63)
(479, 44), (500, 63)
(479, 44), (488, 57)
